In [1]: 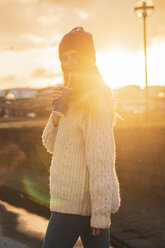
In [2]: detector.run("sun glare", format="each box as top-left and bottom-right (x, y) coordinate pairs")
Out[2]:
(96, 47), (145, 89)
(1, 40), (164, 90)
(96, 41), (165, 89)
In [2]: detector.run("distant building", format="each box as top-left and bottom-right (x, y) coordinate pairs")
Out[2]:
(0, 85), (165, 118)
(2, 87), (38, 99)
(0, 87), (53, 117)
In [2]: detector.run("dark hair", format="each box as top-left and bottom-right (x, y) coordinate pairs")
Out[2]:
(62, 63), (116, 127)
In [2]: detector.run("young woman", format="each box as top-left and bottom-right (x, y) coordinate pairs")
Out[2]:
(42, 27), (121, 248)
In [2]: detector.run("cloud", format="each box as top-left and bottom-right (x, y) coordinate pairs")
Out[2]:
(0, 0), (165, 53)
(0, 0), (38, 4)
(0, 0), (165, 90)
(39, 0), (96, 9)
(0, 0), (63, 51)
(31, 67), (58, 78)
(0, 74), (29, 89)
(0, 74), (17, 81)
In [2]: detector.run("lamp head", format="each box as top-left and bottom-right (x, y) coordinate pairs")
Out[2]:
(134, 0), (154, 18)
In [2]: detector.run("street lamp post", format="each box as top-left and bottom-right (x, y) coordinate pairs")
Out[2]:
(134, 0), (154, 122)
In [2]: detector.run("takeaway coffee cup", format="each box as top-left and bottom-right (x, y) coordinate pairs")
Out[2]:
(52, 72), (72, 117)
(52, 86), (72, 117)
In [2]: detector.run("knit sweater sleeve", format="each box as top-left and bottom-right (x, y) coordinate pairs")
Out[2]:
(84, 101), (115, 229)
(41, 113), (58, 154)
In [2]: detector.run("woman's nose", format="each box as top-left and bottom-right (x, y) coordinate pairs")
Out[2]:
(68, 57), (76, 67)
(62, 54), (78, 71)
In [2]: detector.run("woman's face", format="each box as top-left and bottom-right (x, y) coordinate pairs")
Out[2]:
(60, 49), (88, 88)
(61, 50), (78, 73)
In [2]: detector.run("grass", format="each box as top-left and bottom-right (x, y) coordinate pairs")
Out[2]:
(0, 116), (49, 123)
(115, 119), (165, 128)
(115, 111), (165, 127)
(0, 112), (165, 128)
(0, 118), (48, 129)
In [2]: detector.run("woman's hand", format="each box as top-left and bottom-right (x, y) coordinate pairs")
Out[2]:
(52, 114), (60, 127)
(51, 86), (63, 127)
(51, 86), (63, 106)
(91, 227), (104, 236)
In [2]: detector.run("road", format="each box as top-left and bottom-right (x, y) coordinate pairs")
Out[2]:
(0, 120), (47, 128)
(0, 199), (114, 248)
(0, 199), (46, 248)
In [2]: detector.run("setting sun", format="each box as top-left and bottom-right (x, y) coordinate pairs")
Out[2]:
(96, 40), (165, 89)
(96, 47), (144, 89)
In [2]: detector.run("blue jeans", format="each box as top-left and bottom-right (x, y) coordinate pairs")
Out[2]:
(42, 211), (110, 248)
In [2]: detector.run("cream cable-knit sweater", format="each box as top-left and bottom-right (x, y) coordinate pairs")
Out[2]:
(41, 99), (121, 229)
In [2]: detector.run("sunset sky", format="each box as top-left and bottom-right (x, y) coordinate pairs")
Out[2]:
(0, 0), (165, 90)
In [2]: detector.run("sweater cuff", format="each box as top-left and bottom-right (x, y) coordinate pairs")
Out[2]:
(90, 213), (111, 229)
(50, 113), (59, 129)
(41, 113), (59, 154)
